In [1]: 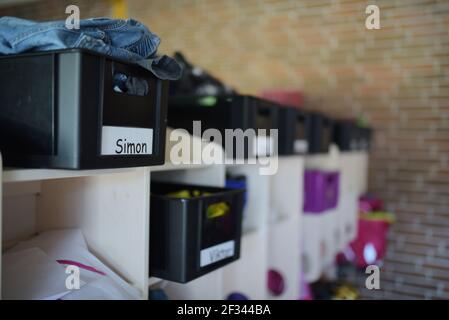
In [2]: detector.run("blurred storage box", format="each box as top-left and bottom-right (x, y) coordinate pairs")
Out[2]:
(168, 94), (278, 158)
(304, 170), (340, 212)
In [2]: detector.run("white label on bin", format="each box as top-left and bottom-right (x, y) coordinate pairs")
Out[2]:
(101, 126), (153, 155)
(294, 139), (308, 153)
(200, 240), (235, 267)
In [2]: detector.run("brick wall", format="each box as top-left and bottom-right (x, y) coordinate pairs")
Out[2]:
(128, 0), (449, 300)
(1, 0), (448, 299)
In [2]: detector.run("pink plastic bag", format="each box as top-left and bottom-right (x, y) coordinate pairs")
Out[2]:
(359, 196), (383, 213)
(350, 218), (390, 268)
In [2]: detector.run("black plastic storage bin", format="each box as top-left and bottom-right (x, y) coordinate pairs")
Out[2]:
(252, 97), (279, 157)
(333, 121), (373, 152)
(357, 127), (373, 151)
(307, 112), (333, 154)
(277, 106), (310, 155)
(150, 182), (245, 283)
(0, 49), (168, 169)
(167, 94), (278, 158)
(333, 120), (358, 151)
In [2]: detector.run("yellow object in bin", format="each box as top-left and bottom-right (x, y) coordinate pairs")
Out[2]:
(360, 211), (395, 224)
(165, 189), (230, 218)
(332, 284), (359, 300)
(166, 189), (211, 199)
(207, 202), (230, 219)
(166, 189), (191, 198)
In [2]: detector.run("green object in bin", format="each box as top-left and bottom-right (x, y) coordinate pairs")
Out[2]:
(207, 202), (230, 219)
(198, 96), (217, 107)
(356, 116), (368, 128)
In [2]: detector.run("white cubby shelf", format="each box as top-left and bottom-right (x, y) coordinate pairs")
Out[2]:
(0, 130), (224, 300)
(1, 134), (369, 300)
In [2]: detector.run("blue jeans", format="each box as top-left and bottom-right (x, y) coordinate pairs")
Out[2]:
(0, 17), (181, 80)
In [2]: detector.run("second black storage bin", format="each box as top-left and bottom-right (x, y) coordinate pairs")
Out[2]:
(168, 94), (278, 158)
(150, 182), (245, 283)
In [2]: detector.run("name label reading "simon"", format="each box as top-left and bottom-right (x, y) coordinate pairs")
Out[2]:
(101, 126), (153, 155)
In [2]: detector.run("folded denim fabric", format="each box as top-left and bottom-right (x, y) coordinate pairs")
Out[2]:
(0, 16), (181, 80)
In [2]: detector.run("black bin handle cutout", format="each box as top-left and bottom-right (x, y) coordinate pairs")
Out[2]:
(113, 72), (149, 96)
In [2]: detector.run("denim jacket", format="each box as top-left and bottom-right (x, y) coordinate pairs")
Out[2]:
(0, 17), (181, 80)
